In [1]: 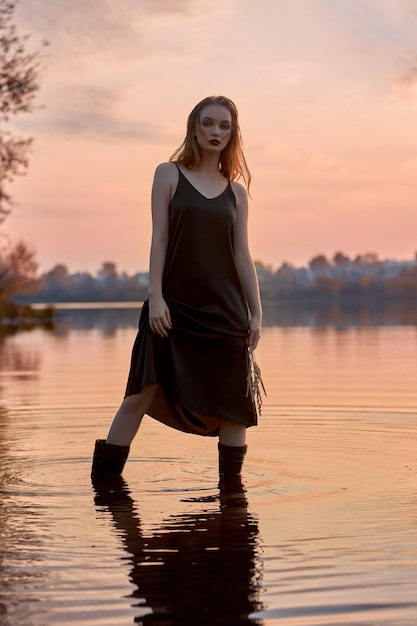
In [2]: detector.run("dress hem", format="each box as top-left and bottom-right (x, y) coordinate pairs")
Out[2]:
(125, 383), (257, 437)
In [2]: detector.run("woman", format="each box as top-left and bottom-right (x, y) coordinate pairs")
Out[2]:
(91, 95), (263, 483)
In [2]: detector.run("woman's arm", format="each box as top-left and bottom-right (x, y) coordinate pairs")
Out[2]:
(231, 181), (262, 349)
(147, 162), (177, 337)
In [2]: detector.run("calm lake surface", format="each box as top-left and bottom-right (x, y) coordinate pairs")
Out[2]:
(1, 303), (417, 625)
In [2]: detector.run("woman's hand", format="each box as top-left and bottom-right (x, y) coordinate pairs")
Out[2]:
(247, 317), (261, 350)
(149, 295), (172, 337)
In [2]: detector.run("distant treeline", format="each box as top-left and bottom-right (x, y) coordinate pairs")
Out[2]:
(17, 262), (150, 303)
(257, 252), (417, 301)
(16, 253), (417, 304)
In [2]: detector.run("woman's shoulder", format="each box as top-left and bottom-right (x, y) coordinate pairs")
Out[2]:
(230, 180), (248, 203)
(153, 162), (179, 186)
(154, 161), (178, 176)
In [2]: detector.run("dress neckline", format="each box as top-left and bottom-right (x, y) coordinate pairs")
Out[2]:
(177, 165), (230, 200)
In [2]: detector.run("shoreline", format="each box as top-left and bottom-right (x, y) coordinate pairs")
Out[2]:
(0, 301), (55, 331)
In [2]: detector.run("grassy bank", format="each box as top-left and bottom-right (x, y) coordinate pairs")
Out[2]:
(0, 300), (55, 333)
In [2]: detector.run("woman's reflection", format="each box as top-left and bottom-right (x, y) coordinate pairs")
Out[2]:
(93, 477), (264, 625)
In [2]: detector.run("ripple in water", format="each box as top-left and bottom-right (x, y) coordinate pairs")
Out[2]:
(1, 313), (417, 624)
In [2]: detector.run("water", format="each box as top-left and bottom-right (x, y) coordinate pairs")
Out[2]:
(1, 304), (417, 625)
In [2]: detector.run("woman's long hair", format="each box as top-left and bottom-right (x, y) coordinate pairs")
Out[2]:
(169, 96), (251, 191)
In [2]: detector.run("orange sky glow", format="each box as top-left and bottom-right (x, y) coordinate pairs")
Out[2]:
(5, 0), (417, 273)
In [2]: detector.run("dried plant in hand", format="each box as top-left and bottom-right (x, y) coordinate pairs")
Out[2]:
(246, 346), (266, 416)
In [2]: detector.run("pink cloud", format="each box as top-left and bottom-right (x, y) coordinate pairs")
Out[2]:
(392, 55), (417, 100)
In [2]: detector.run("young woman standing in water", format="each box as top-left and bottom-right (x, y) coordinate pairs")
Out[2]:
(91, 95), (263, 484)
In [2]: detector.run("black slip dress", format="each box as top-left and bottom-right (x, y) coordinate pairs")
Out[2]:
(124, 164), (257, 435)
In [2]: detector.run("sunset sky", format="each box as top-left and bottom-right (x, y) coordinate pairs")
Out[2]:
(6, 0), (417, 274)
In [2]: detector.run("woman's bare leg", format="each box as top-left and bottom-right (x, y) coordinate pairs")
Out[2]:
(218, 419), (246, 447)
(106, 384), (159, 447)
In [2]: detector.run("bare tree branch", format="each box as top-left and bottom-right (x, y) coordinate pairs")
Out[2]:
(0, 0), (47, 221)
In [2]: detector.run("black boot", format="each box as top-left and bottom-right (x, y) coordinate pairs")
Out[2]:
(91, 439), (130, 479)
(218, 443), (248, 506)
(218, 442), (247, 478)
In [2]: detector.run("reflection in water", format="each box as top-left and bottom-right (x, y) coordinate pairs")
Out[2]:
(0, 336), (40, 375)
(50, 301), (417, 334)
(0, 336), (47, 625)
(262, 300), (417, 327)
(93, 478), (264, 625)
(0, 405), (47, 626)
(54, 306), (142, 336)
(2, 310), (417, 624)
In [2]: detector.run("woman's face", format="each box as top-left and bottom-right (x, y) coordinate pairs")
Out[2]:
(195, 104), (232, 153)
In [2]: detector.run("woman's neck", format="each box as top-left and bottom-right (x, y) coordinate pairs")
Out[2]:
(194, 152), (222, 177)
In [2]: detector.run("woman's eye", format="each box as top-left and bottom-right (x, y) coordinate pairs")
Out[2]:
(202, 121), (212, 127)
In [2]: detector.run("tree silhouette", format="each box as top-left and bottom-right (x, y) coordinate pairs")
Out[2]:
(0, 238), (37, 301)
(333, 251), (350, 269)
(0, 0), (47, 222)
(0, 1), (47, 314)
(309, 254), (331, 272)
